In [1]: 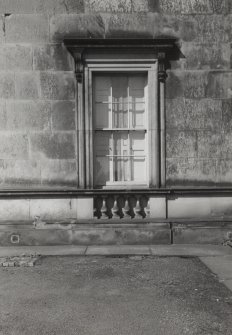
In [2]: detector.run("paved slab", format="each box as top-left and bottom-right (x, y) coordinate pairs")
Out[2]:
(150, 245), (232, 256)
(0, 245), (87, 257)
(0, 244), (231, 257)
(86, 245), (151, 255)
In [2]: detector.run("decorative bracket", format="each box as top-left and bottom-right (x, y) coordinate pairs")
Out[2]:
(74, 48), (85, 83)
(158, 52), (168, 83)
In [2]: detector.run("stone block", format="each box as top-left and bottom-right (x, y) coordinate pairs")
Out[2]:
(85, 0), (132, 13)
(166, 129), (197, 158)
(33, 44), (73, 71)
(168, 197), (211, 218)
(168, 197), (232, 218)
(158, 0), (182, 13)
(172, 225), (232, 244)
(215, 160), (232, 185)
(222, 100), (232, 132)
(166, 98), (222, 131)
(50, 14), (105, 41)
(105, 13), (157, 38)
(0, 0), (35, 13)
(0, 134), (28, 159)
(35, 0), (84, 14)
(0, 0), (84, 14)
(196, 130), (222, 159)
(76, 198), (93, 219)
(132, 0), (159, 12)
(0, 199), (30, 220)
(166, 71), (208, 99)
(30, 133), (76, 159)
(149, 197), (166, 218)
(40, 72), (75, 100)
(0, 230), (72, 246)
(3, 159), (41, 186)
(206, 71), (232, 99)
(160, 15), (197, 41)
(220, 134), (232, 159)
(6, 101), (51, 131)
(175, 43), (230, 70)
(72, 224), (171, 245)
(0, 72), (15, 99)
(193, 14), (231, 43)
(41, 159), (77, 186)
(0, 45), (32, 71)
(166, 158), (217, 186)
(0, 101), (7, 130)
(170, 0), (229, 14)
(5, 15), (49, 43)
(51, 101), (75, 130)
(15, 72), (40, 99)
(29, 198), (77, 220)
(0, 16), (4, 44)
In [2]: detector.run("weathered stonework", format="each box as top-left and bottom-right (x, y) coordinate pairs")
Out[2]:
(0, 45), (33, 71)
(15, 72), (40, 99)
(5, 15), (49, 43)
(0, 134), (28, 159)
(50, 14), (105, 41)
(33, 44), (73, 71)
(51, 101), (76, 131)
(0, 72), (15, 99)
(5, 101), (51, 131)
(30, 133), (76, 160)
(40, 72), (75, 100)
(0, 0), (231, 232)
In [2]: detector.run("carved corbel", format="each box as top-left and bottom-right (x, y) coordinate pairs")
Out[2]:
(158, 52), (168, 83)
(74, 48), (85, 83)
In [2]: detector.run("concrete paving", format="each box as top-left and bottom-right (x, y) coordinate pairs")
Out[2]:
(0, 244), (232, 257)
(1, 256), (232, 335)
(200, 255), (232, 292)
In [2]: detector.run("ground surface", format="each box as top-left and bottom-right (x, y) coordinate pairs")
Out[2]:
(0, 256), (232, 335)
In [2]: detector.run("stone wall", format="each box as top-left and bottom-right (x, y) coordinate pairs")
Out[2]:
(0, 0), (231, 187)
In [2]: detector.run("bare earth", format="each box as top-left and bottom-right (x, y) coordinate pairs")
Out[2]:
(0, 256), (232, 335)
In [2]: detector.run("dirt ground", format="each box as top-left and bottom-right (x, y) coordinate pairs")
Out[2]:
(0, 256), (232, 335)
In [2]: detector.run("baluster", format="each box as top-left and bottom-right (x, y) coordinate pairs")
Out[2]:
(93, 196), (98, 219)
(100, 196), (108, 219)
(145, 199), (150, 218)
(133, 195), (142, 219)
(111, 196), (120, 219)
(122, 196), (131, 219)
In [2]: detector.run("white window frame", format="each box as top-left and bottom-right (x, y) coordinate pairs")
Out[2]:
(85, 61), (159, 189)
(92, 71), (149, 187)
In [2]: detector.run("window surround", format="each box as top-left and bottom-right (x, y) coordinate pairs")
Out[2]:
(64, 38), (179, 189)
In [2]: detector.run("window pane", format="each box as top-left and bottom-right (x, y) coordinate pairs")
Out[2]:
(128, 75), (146, 104)
(114, 157), (129, 182)
(95, 156), (110, 186)
(95, 103), (110, 128)
(112, 76), (128, 104)
(113, 132), (128, 156)
(130, 132), (145, 156)
(112, 103), (128, 128)
(131, 158), (146, 181)
(129, 103), (145, 128)
(94, 76), (111, 103)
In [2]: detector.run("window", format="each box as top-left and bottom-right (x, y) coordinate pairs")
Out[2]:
(93, 73), (148, 187)
(64, 38), (175, 189)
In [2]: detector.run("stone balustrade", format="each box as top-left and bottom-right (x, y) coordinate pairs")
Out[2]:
(94, 194), (150, 220)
